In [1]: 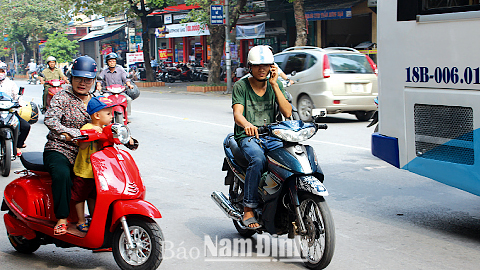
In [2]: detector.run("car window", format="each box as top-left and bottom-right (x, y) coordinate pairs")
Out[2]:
(274, 54), (288, 70)
(328, 54), (374, 74)
(307, 55), (317, 69)
(283, 53), (308, 75)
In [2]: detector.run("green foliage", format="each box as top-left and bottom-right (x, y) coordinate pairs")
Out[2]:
(41, 31), (79, 63)
(0, 0), (68, 58)
(64, 0), (173, 19)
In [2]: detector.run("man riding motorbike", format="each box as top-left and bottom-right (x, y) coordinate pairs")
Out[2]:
(39, 56), (69, 112)
(26, 59), (37, 81)
(232, 45), (292, 229)
(96, 53), (133, 120)
(0, 62), (31, 156)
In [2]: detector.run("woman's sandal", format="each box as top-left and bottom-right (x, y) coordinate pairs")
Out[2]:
(77, 222), (89, 232)
(242, 216), (262, 230)
(53, 224), (67, 235)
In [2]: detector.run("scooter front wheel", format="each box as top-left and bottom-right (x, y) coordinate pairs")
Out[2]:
(112, 218), (163, 270)
(1, 138), (12, 177)
(8, 233), (40, 254)
(297, 193), (335, 270)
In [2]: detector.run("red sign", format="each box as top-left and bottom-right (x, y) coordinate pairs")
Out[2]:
(158, 49), (173, 61)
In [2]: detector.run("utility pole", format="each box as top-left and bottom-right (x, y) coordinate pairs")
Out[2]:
(224, 0), (232, 94)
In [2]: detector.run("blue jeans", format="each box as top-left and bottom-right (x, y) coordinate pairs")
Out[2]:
(239, 136), (282, 208)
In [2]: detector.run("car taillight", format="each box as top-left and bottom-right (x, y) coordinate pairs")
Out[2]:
(323, 54), (331, 78)
(366, 55), (378, 76)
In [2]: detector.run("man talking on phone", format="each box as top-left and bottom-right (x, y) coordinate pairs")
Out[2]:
(231, 45), (292, 230)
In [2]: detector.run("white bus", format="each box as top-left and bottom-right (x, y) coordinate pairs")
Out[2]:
(373, 0), (480, 196)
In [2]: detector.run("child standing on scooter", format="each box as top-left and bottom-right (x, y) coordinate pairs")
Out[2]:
(72, 96), (114, 232)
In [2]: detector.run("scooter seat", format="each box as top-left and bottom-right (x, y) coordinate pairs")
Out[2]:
(225, 134), (249, 168)
(20, 152), (47, 172)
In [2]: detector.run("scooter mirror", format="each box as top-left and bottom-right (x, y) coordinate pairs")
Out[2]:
(18, 87), (25, 96)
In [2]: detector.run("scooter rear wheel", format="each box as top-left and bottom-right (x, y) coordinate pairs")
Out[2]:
(1, 139), (12, 177)
(112, 218), (163, 270)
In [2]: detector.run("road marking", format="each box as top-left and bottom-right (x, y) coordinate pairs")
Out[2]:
(134, 110), (369, 151)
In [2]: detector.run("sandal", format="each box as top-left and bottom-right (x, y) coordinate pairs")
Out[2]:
(77, 222), (89, 232)
(54, 224), (67, 235)
(242, 216), (262, 230)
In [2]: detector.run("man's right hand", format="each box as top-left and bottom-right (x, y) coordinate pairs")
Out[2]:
(244, 123), (259, 138)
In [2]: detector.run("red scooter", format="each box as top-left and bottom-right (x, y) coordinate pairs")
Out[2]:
(45, 79), (66, 110)
(103, 84), (129, 125)
(2, 124), (163, 270)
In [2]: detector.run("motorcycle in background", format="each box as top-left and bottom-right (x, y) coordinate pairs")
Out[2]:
(44, 79), (66, 111)
(102, 84), (129, 125)
(2, 123), (164, 270)
(165, 64), (194, 82)
(212, 109), (335, 269)
(0, 89), (23, 176)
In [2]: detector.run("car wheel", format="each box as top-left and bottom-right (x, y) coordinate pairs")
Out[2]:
(355, 111), (375, 121)
(298, 95), (314, 122)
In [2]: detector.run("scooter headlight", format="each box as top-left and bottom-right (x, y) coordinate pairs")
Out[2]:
(52, 81), (61, 87)
(111, 124), (131, 144)
(272, 127), (316, 142)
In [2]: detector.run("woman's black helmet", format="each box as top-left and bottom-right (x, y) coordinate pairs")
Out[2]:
(71, 56), (97, 79)
(105, 53), (118, 61)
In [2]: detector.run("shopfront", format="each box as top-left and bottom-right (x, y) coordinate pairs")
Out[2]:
(155, 22), (209, 65)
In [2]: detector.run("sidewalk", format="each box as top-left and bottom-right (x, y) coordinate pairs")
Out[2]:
(137, 81), (232, 97)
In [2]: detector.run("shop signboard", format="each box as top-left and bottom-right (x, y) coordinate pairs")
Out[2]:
(305, 8), (352, 21)
(166, 22), (210, 38)
(236, 22), (265, 40)
(126, 52), (144, 66)
(210, 5), (224, 25)
(158, 48), (173, 62)
(164, 14), (172, 24)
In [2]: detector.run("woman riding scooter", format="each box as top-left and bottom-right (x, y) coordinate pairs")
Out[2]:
(43, 56), (97, 235)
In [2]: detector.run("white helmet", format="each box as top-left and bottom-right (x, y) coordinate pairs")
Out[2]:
(247, 45), (275, 66)
(46, 56), (56, 63)
(0, 62), (7, 81)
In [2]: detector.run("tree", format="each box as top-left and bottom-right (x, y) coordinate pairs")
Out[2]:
(0, 0), (67, 63)
(65, 0), (173, 82)
(291, 0), (307, 46)
(184, 0), (247, 84)
(41, 31), (79, 63)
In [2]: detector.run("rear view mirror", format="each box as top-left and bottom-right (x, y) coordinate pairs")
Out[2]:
(290, 71), (297, 76)
(18, 87), (24, 96)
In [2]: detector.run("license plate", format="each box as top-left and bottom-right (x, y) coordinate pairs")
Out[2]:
(351, 84), (364, 93)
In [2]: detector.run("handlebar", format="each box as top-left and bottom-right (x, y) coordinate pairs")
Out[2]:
(256, 122), (328, 136)
(59, 134), (89, 142)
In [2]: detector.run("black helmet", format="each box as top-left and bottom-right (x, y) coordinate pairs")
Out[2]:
(105, 53), (118, 61)
(71, 56), (97, 79)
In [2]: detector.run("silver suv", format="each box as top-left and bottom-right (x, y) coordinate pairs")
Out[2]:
(274, 46), (378, 121)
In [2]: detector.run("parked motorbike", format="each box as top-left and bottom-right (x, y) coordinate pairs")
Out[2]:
(0, 89), (23, 177)
(102, 84), (129, 125)
(212, 111), (335, 269)
(45, 79), (66, 111)
(2, 123), (163, 270)
(366, 97), (379, 132)
(165, 64), (194, 82)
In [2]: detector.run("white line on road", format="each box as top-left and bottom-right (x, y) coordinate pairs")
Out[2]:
(134, 110), (370, 151)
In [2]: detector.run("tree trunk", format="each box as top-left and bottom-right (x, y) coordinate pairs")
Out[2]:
(293, 0), (307, 46)
(140, 14), (154, 82)
(208, 25), (225, 85)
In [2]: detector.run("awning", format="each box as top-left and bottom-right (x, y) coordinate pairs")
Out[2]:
(79, 24), (125, 42)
